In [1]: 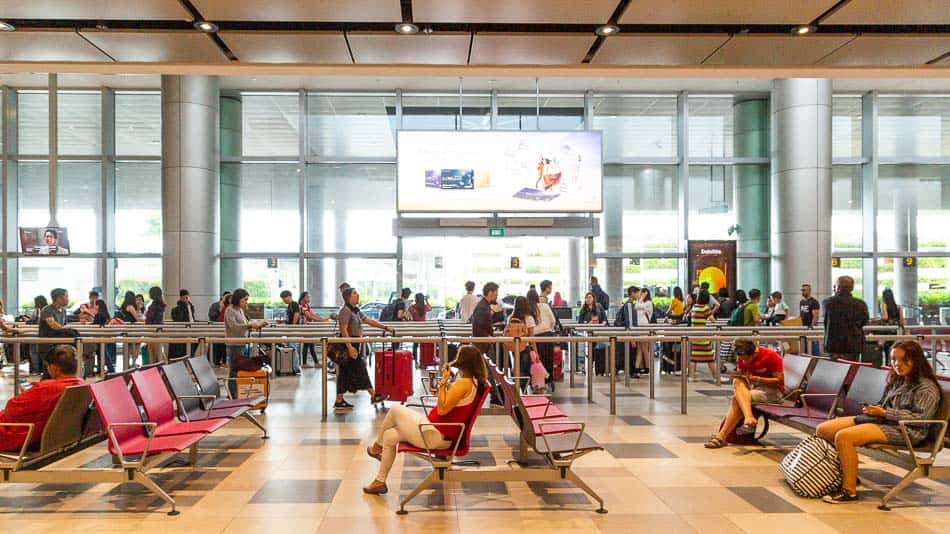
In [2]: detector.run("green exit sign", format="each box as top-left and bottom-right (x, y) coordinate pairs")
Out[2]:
(489, 228), (505, 237)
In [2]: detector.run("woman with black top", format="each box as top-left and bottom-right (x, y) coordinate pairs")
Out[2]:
(145, 286), (166, 362)
(578, 292), (608, 375)
(334, 287), (393, 410)
(118, 291), (142, 366)
(507, 296), (539, 379)
(879, 288), (905, 362)
(92, 299), (117, 374)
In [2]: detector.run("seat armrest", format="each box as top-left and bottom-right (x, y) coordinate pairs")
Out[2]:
(0, 422), (35, 470)
(176, 394), (217, 420)
(536, 421), (586, 467)
(800, 393), (840, 419)
(217, 375), (269, 400)
(106, 422), (157, 467)
(896, 419), (948, 461)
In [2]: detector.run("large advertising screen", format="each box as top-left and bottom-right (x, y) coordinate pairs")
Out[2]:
(20, 227), (71, 256)
(397, 130), (603, 213)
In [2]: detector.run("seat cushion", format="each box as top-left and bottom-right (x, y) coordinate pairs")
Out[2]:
(532, 418), (582, 435)
(213, 397), (264, 410)
(397, 442), (466, 459)
(155, 418), (229, 436)
(109, 431), (205, 456)
(755, 405), (809, 419)
(184, 405), (247, 421)
(786, 416), (828, 432)
(525, 404), (567, 420)
(522, 395), (552, 408)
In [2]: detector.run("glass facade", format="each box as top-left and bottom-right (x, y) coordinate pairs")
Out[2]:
(2, 89), (161, 312)
(2, 87), (948, 321)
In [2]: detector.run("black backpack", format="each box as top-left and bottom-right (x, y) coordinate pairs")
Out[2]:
(379, 300), (399, 322)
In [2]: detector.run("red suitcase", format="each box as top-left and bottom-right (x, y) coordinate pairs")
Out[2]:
(419, 343), (438, 368)
(552, 346), (564, 382)
(375, 350), (414, 402)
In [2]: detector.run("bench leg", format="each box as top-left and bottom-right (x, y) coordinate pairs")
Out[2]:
(878, 466), (926, 510)
(242, 412), (269, 439)
(566, 469), (607, 514)
(133, 470), (179, 516)
(189, 443), (199, 468)
(397, 469), (440, 515)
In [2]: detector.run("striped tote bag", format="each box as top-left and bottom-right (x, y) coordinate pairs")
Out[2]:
(780, 436), (843, 498)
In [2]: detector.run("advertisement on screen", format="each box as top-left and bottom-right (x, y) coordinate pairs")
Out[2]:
(687, 240), (736, 295)
(397, 130), (603, 212)
(20, 227), (71, 256)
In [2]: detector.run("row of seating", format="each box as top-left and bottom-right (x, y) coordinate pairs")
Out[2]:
(393, 354), (606, 515)
(0, 356), (268, 515)
(754, 354), (950, 509)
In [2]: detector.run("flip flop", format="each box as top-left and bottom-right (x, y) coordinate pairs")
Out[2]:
(735, 422), (757, 436)
(704, 436), (727, 449)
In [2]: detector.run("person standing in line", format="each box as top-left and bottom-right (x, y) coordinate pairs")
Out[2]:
(688, 290), (717, 382)
(116, 291), (143, 367)
(78, 290), (99, 324)
(578, 292), (608, 376)
(395, 288), (413, 321)
(529, 287), (556, 386)
(168, 289), (197, 358)
(459, 281), (478, 323)
(743, 289), (764, 326)
(93, 298), (118, 374)
(823, 276), (869, 361)
(799, 283), (822, 355)
(767, 291), (789, 326)
(635, 288), (655, 375)
(408, 293), (431, 363)
(879, 287), (905, 361)
(714, 288), (734, 321)
(145, 287), (166, 363)
(508, 296), (538, 378)
(38, 288), (71, 377)
(209, 291), (231, 367)
(224, 289), (269, 397)
(299, 291), (329, 368)
(334, 287), (392, 410)
(471, 282), (500, 356)
(590, 276), (609, 313)
(135, 294), (146, 318)
(280, 289), (303, 367)
(700, 282), (721, 316)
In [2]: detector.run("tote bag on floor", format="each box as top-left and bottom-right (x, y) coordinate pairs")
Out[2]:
(780, 436), (843, 498)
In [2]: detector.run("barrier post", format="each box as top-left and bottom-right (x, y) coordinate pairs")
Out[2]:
(609, 337), (616, 415)
(569, 340), (576, 388)
(680, 336), (689, 414)
(648, 334), (655, 400)
(321, 338), (329, 420)
(587, 340), (594, 402)
(513, 337), (521, 383)
(713, 337), (722, 387)
(13, 343), (21, 395)
(99, 342), (106, 378)
(440, 338), (448, 368)
(623, 341), (630, 388)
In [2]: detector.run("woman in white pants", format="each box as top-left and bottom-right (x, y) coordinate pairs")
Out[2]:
(364, 345), (488, 495)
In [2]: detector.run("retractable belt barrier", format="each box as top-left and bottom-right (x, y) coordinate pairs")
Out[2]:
(2, 323), (948, 416)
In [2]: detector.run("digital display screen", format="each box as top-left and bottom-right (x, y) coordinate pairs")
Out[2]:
(397, 130), (603, 213)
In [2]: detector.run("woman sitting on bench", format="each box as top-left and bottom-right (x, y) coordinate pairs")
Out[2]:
(364, 345), (488, 495)
(816, 340), (942, 504)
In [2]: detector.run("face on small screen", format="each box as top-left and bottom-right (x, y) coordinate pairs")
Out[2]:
(44, 230), (56, 246)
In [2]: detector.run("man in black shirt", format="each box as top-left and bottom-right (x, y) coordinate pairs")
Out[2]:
(822, 276), (868, 360)
(590, 276), (609, 313)
(281, 290), (301, 325)
(472, 282), (500, 355)
(799, 284), (820, 327)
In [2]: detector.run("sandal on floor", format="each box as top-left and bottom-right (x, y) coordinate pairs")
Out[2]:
(704, 436), (727, 449)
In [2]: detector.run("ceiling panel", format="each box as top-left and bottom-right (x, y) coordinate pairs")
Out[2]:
(592, 34), (729, 65)
(414, 0), (620, 24)
(221, 32), (351, 63)
(471, 34), (594, 65)
(348, 33), (470, 64)
(0, 0), (188, 19)
(0, 31), (110, 62)
(705, 35), (853, 65)
(193, 0), (401, 22)
(823, 0), (950, 25)
(620, 0), (836, 24)
(80, 31), (227, 62)
(818, 35), (950, 66)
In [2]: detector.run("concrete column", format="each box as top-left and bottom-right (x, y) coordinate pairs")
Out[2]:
(893, 177), (918, 313)
(219, 93), (242, 292)
(162, 75), (219, 315)
(733, 96), (770, 293)
(771, 78), (833, 302)
(604, 174), (624, 307)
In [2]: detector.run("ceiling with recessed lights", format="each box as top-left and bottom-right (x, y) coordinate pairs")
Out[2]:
(0, 0), (947, 66)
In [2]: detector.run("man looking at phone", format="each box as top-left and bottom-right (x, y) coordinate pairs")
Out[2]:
(704, 338), (784, 448)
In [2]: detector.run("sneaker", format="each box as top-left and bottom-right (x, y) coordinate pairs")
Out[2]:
(822, 490), (858, 504)
(719, 376), (732, 384)
(334, 401), (353, 410)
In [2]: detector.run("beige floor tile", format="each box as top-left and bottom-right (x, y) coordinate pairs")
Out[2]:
(725, 513), (841, 534)
(679, 513), (745, 534)
(593, 513), (699, 533)
(236, 502), (331, 519)
(651, 487), (759, 515)
(318, 513), (459, 533)
(624, 462), (721, 487)
(223, 516), (319, 534)
(814, 512), (938, 534)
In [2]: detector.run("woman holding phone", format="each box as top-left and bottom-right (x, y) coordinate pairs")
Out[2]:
(363, 345), (488, 495)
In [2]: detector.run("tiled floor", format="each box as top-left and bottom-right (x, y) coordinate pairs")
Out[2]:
(1, 363), (948, 533)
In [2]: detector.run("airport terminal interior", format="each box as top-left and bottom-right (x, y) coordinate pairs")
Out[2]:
(0, 1), (949, 533)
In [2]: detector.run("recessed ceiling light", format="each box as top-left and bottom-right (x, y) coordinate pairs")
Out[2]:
(595, 24), (620, 37)
(395, 22), (419, 35)
(792, 25), (816, 35)
(194, 20), (218, 33)
(0, 21), (15, 32)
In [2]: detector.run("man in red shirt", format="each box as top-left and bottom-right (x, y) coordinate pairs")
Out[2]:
(705, 339), (784, 449)
(0, 345), (84, 452)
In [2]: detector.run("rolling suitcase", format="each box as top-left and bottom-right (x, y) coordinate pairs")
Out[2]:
(236, 368), (269, 412)
(552, 345), (564, 382)
(274, 345), (300, 376)
(419, 343), (438, 368)
(375, 349), (414, 402)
